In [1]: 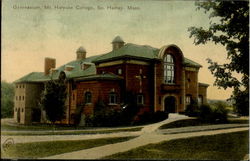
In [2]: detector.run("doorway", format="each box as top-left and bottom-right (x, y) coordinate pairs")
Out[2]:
(164, 96), (176, 113)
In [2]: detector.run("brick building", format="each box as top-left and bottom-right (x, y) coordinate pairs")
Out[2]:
(14, 36), (209, 124)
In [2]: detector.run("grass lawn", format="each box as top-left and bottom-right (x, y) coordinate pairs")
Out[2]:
(1, 136), (136, 159)
(104, 131), (249, 160)
(1, 127), (142, 136)
(159, 118), (249, 129)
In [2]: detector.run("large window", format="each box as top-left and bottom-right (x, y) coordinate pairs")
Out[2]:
(109, 92), (117, 104)
(85, 92), (92, 104)
(164, 54), (175, 84)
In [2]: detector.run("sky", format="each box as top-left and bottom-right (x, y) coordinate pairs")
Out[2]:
(2, 0), (234, 100)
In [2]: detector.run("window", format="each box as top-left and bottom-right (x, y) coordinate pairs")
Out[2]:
(118, 68), (122, 75)
(23, 84), (25, 88)
(16, 96), (18, 100)
(85, 92), (91, 104)
(21, 108), (24, 112)
(16, 85), (18, 88)
(186, 95), (191, 105)
(164, 54), (175, 84)
(109, 92), (117, 104)
(198, 95), (203, 105)
(19, 96), (21, 100)
(137, 94), (144, 105)
(23, 96), (25, 100)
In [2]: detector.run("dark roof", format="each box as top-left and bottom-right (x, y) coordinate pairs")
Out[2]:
(93, 43), (159, 63)
(184, 57), (202, 68)
(14, 42), (202, 83)
(199, 82), (209, 87)
(14, 55), (102, 83)
(75, 73), (123, 82)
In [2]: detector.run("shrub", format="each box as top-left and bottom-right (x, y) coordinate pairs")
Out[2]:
(198, 103), (228, 123)
(212, 102), (228, 123)
(198, 104), (214, 122)
(132, 111), (169, 125)
(185, 99), (199, 117)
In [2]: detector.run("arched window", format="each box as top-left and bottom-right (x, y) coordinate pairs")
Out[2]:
(164, 54), (175, 84)
(85, 92), (92, 104)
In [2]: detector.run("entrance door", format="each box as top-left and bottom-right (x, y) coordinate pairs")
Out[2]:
(164, 96), (176, 113)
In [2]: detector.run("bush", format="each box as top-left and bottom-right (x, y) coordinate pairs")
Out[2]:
(198, 104), (214, 122)
(212, 102), (228, 123)
(132, 111), (169, 125)
(185, 99), (199, 117)
(198, 103), (228, 123)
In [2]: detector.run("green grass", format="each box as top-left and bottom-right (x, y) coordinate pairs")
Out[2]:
(1, 136), (136, 159)
(159, 118), (249, 129)
(104, 131), (249, 160)
(1, 127), (142, 136)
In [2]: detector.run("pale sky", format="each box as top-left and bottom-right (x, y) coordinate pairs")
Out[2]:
(2, 0), (234, 100)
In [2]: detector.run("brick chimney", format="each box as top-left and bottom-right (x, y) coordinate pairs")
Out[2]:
(44, 57), (56, 75)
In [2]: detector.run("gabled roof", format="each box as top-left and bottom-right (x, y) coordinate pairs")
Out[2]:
(14, 55), (102, 83)
(183, 57), (202, 68)
(14, 42), (202, 83)
(93, 43), (160, 63)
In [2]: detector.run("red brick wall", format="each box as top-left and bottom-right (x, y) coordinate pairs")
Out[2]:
(185, 70), (198, 100)
(97, 63), (155, 111)
(75, 80), (121, 116)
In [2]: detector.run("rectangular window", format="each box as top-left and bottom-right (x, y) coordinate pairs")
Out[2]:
(85, 92), (91, 104)
(186, 95), (191, 105)
(109, 93), (117, 104)
(137, 94), (144, 105)
(198, 95), (203, 105)
(118, 69), (122, 75)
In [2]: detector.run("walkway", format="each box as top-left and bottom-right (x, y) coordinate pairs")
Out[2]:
(1, 114), (249, 160)
(44, 127), (248, 159)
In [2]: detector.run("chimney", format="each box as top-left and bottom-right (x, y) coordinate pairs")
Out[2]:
(44, 57), (56, 75)
(76, 46), (86, 60)
(112, 36), (125, 50)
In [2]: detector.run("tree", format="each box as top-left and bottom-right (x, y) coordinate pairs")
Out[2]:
(1, 81), (14, 118)
(188, 1), (249, 115)
(40, 72), (67, 123)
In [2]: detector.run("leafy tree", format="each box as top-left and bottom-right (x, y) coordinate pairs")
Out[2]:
(188, 1), (249, 115)
(40, 72), (67, 123)
(1, 81), (14, 118)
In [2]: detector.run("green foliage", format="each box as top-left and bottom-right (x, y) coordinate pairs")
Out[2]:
(188, 1), (249, 116)
(198, 103), (228, 123)
(184, 98), (199, 117)
(40, 73), (67, 123)
(132, 111), (168, 125)
(1, 81), (14, 118)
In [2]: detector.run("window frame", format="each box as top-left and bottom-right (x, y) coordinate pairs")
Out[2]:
(84, 92), (92, 104)
(137, 94), (144, 105)
(109, 92), (118, 104)
(163, 54), (175, 84)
